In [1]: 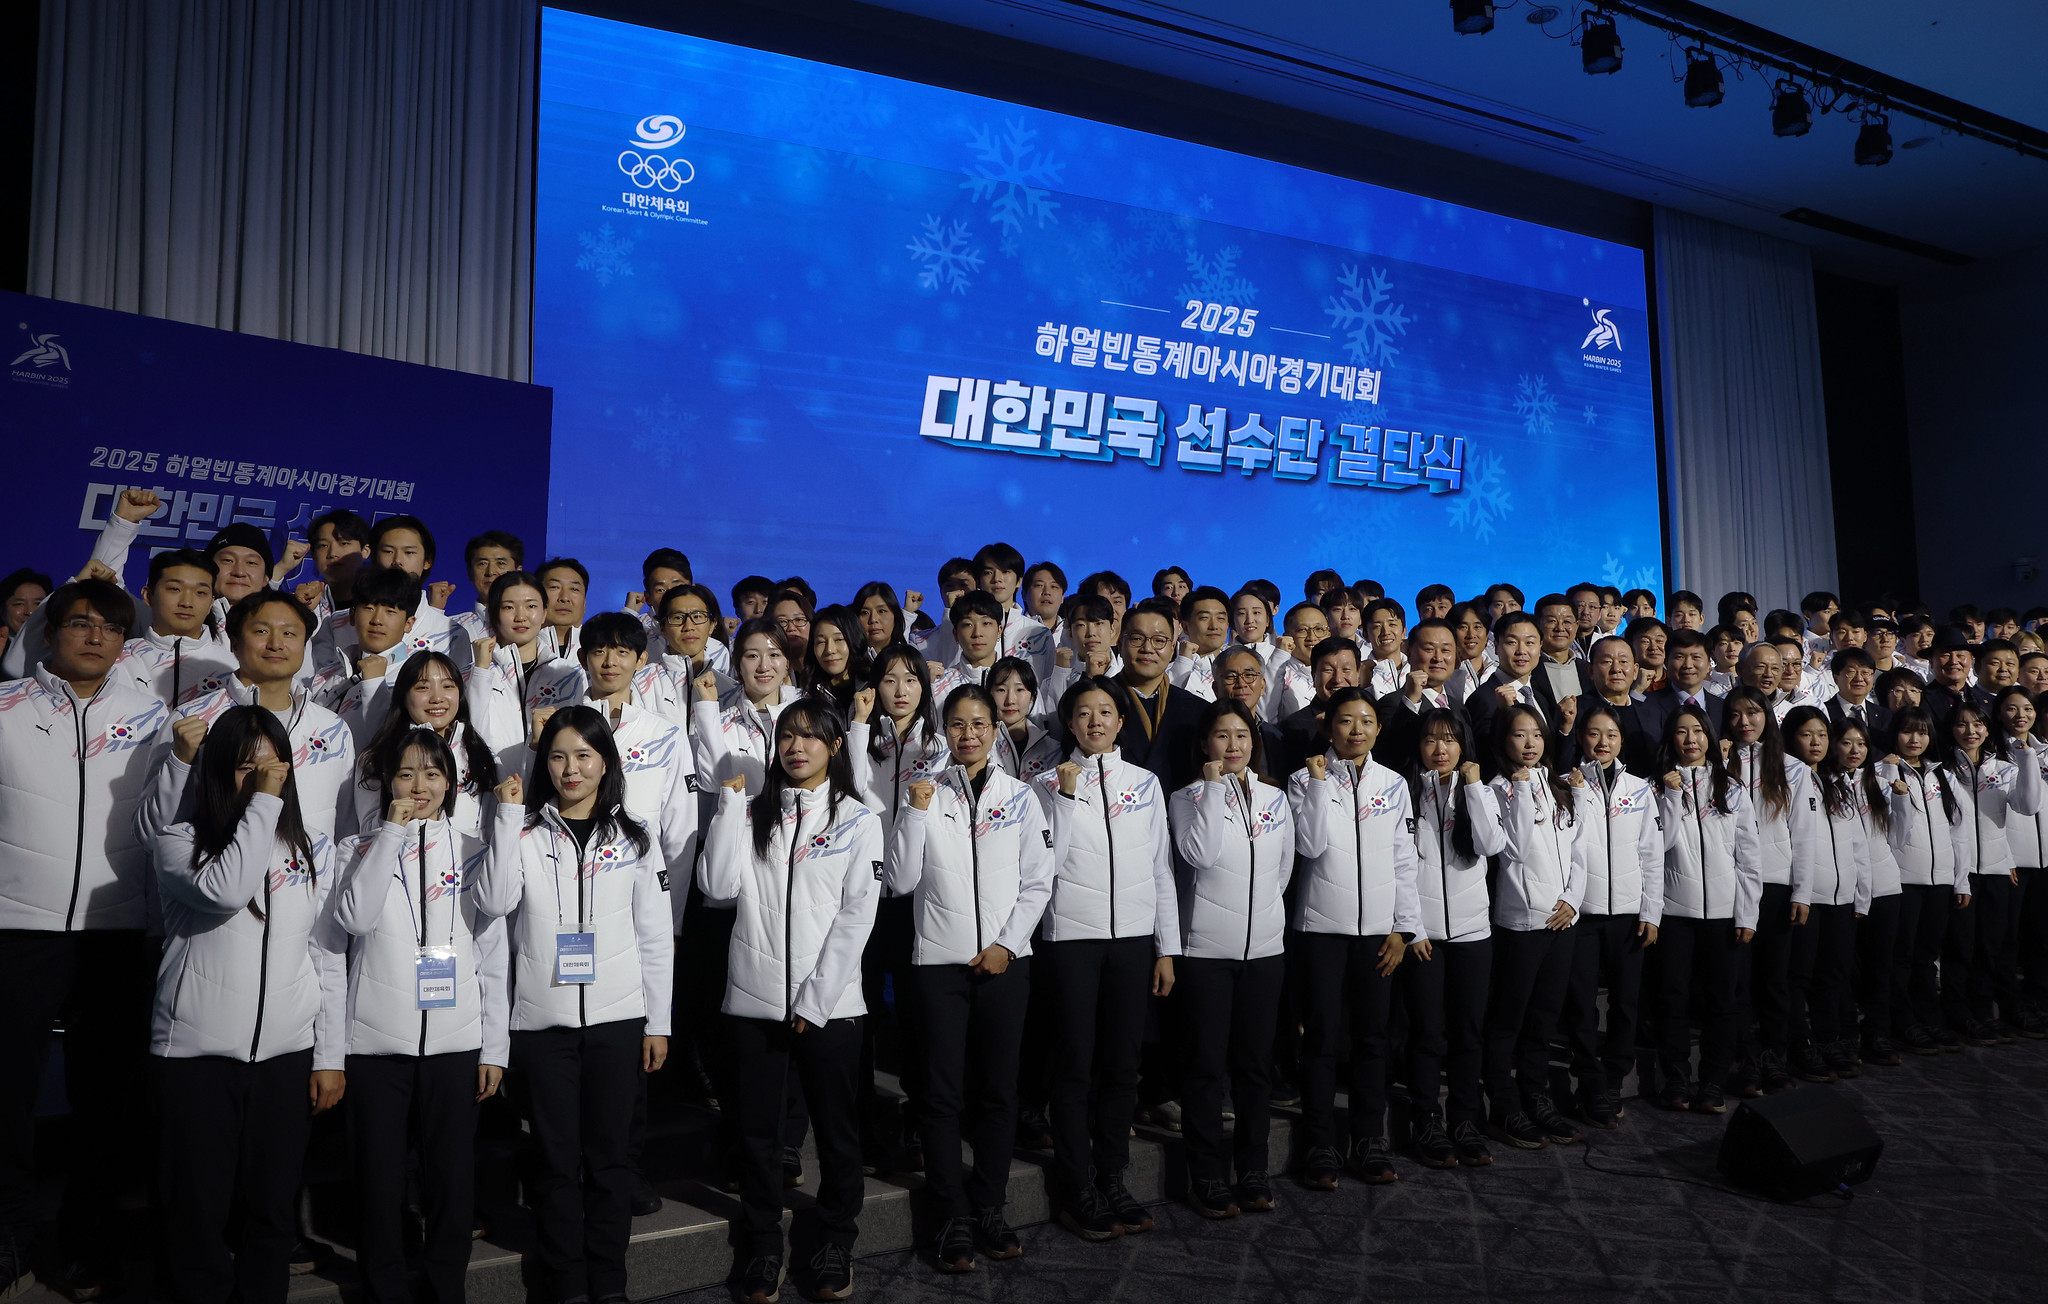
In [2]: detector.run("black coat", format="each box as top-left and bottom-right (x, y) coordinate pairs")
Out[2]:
(1114, 679), (1207, 792)
(1644, 685), (1726, 745)
(1373, 689), (1472, 776)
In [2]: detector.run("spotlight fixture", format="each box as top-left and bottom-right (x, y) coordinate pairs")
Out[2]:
(1451, 0), (1494, 35)
(1581, 13), (1623, 74)
(1855, 113), (1893, 166)
(1771, 81), (1811, 137)
(1682, 48), (1723, 107)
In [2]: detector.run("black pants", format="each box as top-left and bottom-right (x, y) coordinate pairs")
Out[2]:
(0, 929), (153, 1246)
(1563, 914), (1643, 1095)
(730, 1014), (863, 1256)
(1855, 895), (1901, 1043)
(1940, 888), (1979, 1028)
(1736, 883), (1797, 1060)
(1399, 938), (1490, 1127)
(1656, 917), (1742, 1087)
(1898, 883), (1954, 1031)
(347, 1050), (480, 1304)
(859, 895), (921, 1135)
(1789, 902), (1856, 1046)
(510, 1019), (643, 1301)
(1967, 872), (2023, 1021)
(1481, 927), (1572, 1114)
(1039, 937), (1153, 1189)
(1178, 953), (1284, 1182)
(913, 960), (1031, 1217)
(1294, 930), (1395, 1148)
(152, 1050), (314, 1304)
(2018, 866), (2048, 1011)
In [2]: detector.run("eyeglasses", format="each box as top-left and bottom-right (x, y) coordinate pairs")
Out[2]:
(664, 610), (712, 628)
(774, 615), (810, 630)
(58, 618), (125, 639)
(1218, 669), (1266, 685)
(1125, 634), (1175, 652)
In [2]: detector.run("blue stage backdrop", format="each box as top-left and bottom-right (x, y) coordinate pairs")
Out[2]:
(534, 9), (1662, 611)
(2, 292), (553, 611)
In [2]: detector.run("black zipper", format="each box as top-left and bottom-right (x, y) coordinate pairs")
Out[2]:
(63, 678), (109, 931)
(1601, 764), (1616, 917)
(1238, 775), (1256, 961)
(785, 792), (800, 1019)
(250, 863), (274, 1060)
(1432, 778), (1451, 942)
(1351, 761), (1365, 935)
(417, 823), (430, 1055)
(173, 640), (182, 707)
(576, 821), (587, 1028)
(1824, 793), (1842, 903)
(1098, 755), (1117, 936)
(1690, 770), (1709, 918)
(967, 773), (984, 954)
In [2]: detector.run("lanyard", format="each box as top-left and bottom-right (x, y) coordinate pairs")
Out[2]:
(547, 818), (590, 930)
(397, 821), (459, 949)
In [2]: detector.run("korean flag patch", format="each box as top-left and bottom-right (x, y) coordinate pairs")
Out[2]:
(873, 860), (885, 881)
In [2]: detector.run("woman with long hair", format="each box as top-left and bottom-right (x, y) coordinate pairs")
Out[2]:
(464, 570), (561, 775)
(690, 617), (803, 795)
(806, 605), (872, 715)
(1884, 706), (1969, 1054)
(355, 650), (499, 838)
(1941, 701), (2044, 1043)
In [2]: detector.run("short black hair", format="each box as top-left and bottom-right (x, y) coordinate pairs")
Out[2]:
(1351, 578), (1385, 601)
(732, 575), (777, 606)
(1621, 588), (1656, 610)
(464, 530), (525, 569)
(1485, 582), (1524, 606)
(1363, 597), (1408, 627)
(310, 509), (372, 547)
(1763, 609), (1804, 641)
(369, 514), (436, 565)
(1830, 647), (1876, 674)
(1310, 635), (1361, 671)
(949, 589), (1003, 628)
(1304, 568), (1345, 598)
(641, 547), (692, 583)
(1081, 570), (1132, 604)
(1023, 560), (1067, 591)
(1800, 591), (1840, 615)
(1151, 565), (1191, 597)
(1667, 627), (1709, 653)
(1122, 598), (1178, 637)
(1414, 583), (1454, 610)
(581, 611), (650, 658)
(224, 588), (316, 642)
(46, 578), (134, 637)
(146, 549), (213, 590)
(1068, 593), (1115, 625)
(350, 564), (422, 612)
(938, 557), (976, 585)
(536, 557), (590, 587)
(1179, 585), (1230, 623)
(974, 542), (1025, 576)
(1565, 581), (1601, 603)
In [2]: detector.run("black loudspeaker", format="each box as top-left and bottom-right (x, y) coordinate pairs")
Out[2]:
(1716, 1091), (1883, 1199)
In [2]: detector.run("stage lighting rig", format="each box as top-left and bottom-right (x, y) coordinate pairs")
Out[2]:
(1451, 0), (1495, 35)
(1580, 12), (1623, 74)
(1855, 113), (1893, 166)
(1682, 48), (1723, 107)
(1770, 81), (1812, 136)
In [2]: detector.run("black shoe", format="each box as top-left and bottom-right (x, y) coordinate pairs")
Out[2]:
(288, 1237), (324, 1275)
(1692, 1081), (1726, 1115)
(1057, 1181), (1124, 1242)
(1725, 1058), (1762, 1099)
(629, 1170), (663, 1217)
(1188, 1177), (1239, 1219)
(1488, 1111), (1547, 1150)
(1987, 1019), (2020, 1045)
(45, 1262), (105, 1303)
(1097, 1169), (1152, 1233)
(1863, 1035), (1902, 1067)
(1902, 1025), (1942, 1056)
(973, 1206), (1022, 1259)
(1935, 1025), (1965, 1052)
(2017, 1010), (2048, 1040)
(1016, 1107), (1054, 1151)
(783, 1146), (805, 1189)
(1823, 1040), (1861, 1078)
(1414, 1115), (1458, 1168)
(934, 1217), (976, 1273)
(1236, 1171), (1276, 1211)
(1525, 1093), (1582, 1145)
(1960, 1019), (1999, 1047)
(1758, 1050), (1795, 1092)
(1650, 1081), (1693, 1111)
(1299, 1145), (1342, 1190)
(1349, 1135), (1398, 1183)
(1452, 1120), (1493, 1166)
(806, 1242), (854, 1301)
(1791, 1045), (1836, 1084)
(1267, 1073), (1301, 1108)
(1581, 1090), (1621, 1131)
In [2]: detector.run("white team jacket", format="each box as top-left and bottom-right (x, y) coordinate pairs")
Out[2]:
(1034, 748), (1182, 953)
(334, 816), (510, 1064)
(1287, 752), (1422, 939)
(1656, 766), (1763, 929)
(149, 793), (346, 1067)
(0, 667), (167, 931)
(1888, 762), (1969, 890)
(699, 786), (882, 1024)
(1571, 762), (1665, 926)
(348, 721), (489, 842)
(994, 720), (1062, 785)
(848, 716), (952, 878)
(1411, 773), (1507, 942)
(688, 688), (805, 798)
(1950, 750), (2046, 877)
(1999, 739), (2048, 870)
(463, 644), (578, 778)
(159, 675), (357, 841)
(1170, 774), (1295, 960)
(476, 802), (673, 1035)
(1488, 770), (1584, 933)
(113, 629), (237, 709)
(1807, 778), (1872, 909)
(1858, 764), (1903, 911)
(889, 765), (1055, 964)
(1727, 744), (1821, 901)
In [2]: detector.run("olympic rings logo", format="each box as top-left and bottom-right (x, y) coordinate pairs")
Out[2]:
(619, 114), (694, 190)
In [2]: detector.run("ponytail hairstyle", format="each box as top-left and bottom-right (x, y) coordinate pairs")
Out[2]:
(750, 696), (858, 858)
(368, 727), (462, 822)
(1656, 702), (1734, 817)
(1188, 695), (1272, 788)
(1719, 686), (1789, 821)
(1490, 701), (1576, 820)
(524, 705), (650, 855)
(1408, 707), (1478, 861)
(864, 642), (937, 761)
(185, 706), (316, 916)
(1892, 705), (1960, 823)
(1990, 685), (2038, 763)
(358, 650), (498, 797)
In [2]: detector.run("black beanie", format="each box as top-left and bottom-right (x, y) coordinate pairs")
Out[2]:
(205, 522), (275, 573)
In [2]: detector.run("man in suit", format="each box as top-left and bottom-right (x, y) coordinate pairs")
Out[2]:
(1276, 637), (1363, 777)
(1646, 628), (1726, 743)
(1583, 635), (1663, 777)
(1374, 617), (1468, 771)
(1922, 624), (1992, 731)
(1470, 610), (1581, 773)
(1826, 646), (1894, 747)
(1113, 598), (1207, 790)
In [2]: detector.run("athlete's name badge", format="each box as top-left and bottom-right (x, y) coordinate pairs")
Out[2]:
(416, 946), (458, 1010)
(555, 932), (596, 985)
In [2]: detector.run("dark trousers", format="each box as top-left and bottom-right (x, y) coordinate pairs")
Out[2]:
(510, 1019), (642, 1301)
(1656, 917), (1742, 1087)
(1736, 883), (1797, 1060)
(1899, 883), (1954, 1031)
(2018, 866), (2048, 1011)
(1178, 954), (1284, 1182)
(1399, 938), (1490, 1127)
(913, 960), (1031, 1217)
(0, 929), (153, 1245)
(1855, 895), (1902, 1043)
(1039, 937), (1153, 1189)
(1967, 872), (2023, 1021)
(1482, 927), (1572, 1113)
(1789, 902), (1856, 1046)
(729, 1015), (864, 1255)
(347, 1050), (480, 1304)
(1563, 914), (1643, 1095)
(1294, 930), (1395, 1147)
(152, 1050), (314, 1304)
(859, 896), (921, 1133)
(1940, 889), (1979, 1028)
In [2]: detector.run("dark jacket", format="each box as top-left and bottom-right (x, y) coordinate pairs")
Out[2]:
(1114, 678), (1207, 791)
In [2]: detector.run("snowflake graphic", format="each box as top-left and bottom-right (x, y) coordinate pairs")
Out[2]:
(1175, 245), (1256, 306)
(1600, 553), (1663, 591)
(575, 225), (634, 287)
(1634, 565), (1660, 590)
(1445, 449), (1512, 541)
(1198, 193), (1215, 213)
(1514, 374), (1558, 437)
(906, 215), (985, 294)
(1584, 405), (1598, 426)
(1600, 553), (1627, 587)
(1325, 266), (1410, 370)
(630, 393), (697, 470)
(962, 119), (1064, 248)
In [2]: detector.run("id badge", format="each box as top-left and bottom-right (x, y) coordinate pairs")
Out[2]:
(415, 946), (458, 1010)
(554, 932), (596, 985)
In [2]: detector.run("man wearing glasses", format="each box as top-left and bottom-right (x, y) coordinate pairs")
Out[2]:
(0, 578), (166, 1297)
(636, 585), (741, 733)
(1113, 599), (1206, 791)
(1213, 645), (1288, 776)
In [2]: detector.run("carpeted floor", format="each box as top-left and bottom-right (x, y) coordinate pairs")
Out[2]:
(658, 1038), (2048, 1304)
